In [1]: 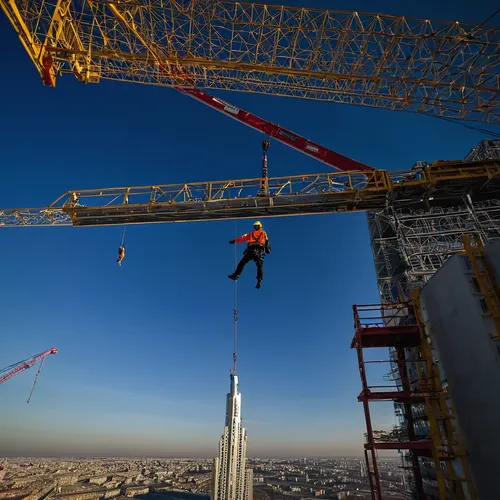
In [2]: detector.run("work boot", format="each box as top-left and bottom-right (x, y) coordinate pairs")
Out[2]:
(256, 280), (262, 289)
(228, 273), (239, 281)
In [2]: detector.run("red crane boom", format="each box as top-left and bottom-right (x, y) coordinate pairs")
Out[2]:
(178, 88), (373, 173)
(0, 348), (57, 386)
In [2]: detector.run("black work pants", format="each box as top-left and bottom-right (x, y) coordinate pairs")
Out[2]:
(235, 248), (264, 281)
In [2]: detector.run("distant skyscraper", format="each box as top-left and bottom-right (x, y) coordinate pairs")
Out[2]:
(212, 374), (253, 500)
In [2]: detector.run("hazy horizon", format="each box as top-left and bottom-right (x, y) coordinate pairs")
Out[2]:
(1, 453), (397, 460)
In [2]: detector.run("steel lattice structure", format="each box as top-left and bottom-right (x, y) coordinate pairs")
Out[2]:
(369, 199), (500, 303)
(466, 139), (500, 161)
(1, 159), (499, 228)
(367, 164), (500, 498)
(1, 0), (499, 122)
(351, 302), (477, 499)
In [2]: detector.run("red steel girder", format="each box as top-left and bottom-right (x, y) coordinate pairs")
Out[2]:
(178, 88), (373, 173)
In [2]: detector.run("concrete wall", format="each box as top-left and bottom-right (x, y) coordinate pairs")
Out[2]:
(421, 252), (500, 499)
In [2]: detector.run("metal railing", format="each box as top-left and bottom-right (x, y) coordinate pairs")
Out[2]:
(353, 303), (414, 331)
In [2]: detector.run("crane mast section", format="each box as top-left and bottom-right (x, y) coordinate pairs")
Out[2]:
(179, 88), (373, 172)
(0, 160), (499, 227)
(1, 1), (498, 123)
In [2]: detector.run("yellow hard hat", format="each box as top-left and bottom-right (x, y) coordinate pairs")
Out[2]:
(253, 220), (262, 227)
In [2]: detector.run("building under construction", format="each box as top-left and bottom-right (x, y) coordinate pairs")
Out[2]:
(354, 139), (500, 499)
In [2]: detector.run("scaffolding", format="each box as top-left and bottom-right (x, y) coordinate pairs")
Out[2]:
(351, 302), (476, 500)
(464, 139), (500, 162)
(369, 140), (500, 304)
(368, 199), (500, 303)
(352, 303), (429, 499)
(363, 140), (500, 498)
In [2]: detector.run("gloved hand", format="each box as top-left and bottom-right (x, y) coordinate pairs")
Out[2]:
(265, 245), (271, 254)
(229, 240), (235, 244)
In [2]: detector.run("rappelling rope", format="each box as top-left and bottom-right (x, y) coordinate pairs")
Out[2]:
(120, 226), (127, 247)
(233, 221), (238, 375)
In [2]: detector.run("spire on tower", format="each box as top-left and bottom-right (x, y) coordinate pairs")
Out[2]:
(212, 373), (253, 500)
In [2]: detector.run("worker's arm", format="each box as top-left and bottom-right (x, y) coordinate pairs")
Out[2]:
(229, 233), (252, 244)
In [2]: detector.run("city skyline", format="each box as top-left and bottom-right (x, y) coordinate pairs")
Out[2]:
(0, 0), (496, 460)
(0, 456), (408, 499)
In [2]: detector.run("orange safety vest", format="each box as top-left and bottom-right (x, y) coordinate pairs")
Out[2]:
(247, 230), (266, 247)
(236, 229), (267, 247)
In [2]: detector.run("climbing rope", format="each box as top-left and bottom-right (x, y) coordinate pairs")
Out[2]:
(26, 358), (45, 404)
(233, 221), (238, 375)
(120, 226), (127, 247)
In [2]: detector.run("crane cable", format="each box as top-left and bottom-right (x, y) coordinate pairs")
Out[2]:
(233, 221), (238, 375)
(26, 357), (46, 404)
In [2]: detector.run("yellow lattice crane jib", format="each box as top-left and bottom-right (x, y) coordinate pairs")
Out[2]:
(1, 0), (499, 122)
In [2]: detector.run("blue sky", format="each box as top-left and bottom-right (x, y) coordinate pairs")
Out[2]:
(0, 0), (497, 458)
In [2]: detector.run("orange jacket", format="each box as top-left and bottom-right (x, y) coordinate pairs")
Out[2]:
(235, 229), (268, 248)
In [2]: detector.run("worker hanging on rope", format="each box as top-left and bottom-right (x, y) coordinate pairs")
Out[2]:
(117, 246), (125, 266)
(228, 220), (271, 289)
(117, 227), (126, 266)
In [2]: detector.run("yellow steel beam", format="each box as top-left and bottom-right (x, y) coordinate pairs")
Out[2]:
(40, 0), (78, 83)
(39, 45), (499, 93)
(2, 0), (498, 122)
(462, 233), (500, 340)
(104, 2), (191, 84)
(0, 159), (498, 227)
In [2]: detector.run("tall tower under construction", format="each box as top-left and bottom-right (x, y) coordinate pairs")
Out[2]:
(212, 374), (253, 500)
(354, 138), (500, 499)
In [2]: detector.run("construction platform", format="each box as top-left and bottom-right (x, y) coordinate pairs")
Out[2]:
(351, 299), (477, 499)
(0, 158), (499, 227)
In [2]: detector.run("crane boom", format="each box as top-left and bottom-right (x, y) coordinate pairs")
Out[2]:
(1, 0), (498, 123)
(0, 348), (57, 386)
(178, 88), (373, 172)
(0, 159), (498, 227)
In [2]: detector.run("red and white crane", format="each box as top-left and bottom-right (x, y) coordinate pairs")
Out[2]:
(0, 347), (58, 402)
(177, 88), (374, 173)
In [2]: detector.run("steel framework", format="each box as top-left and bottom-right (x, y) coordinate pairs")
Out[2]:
(462, 233), (500, 340)
(363, 144), (500, 499)
(368, 198), (500, 303)
(1, 159), (499, 228)
(465, 139), (500, 161)
(351, 302), (476, 499)
(1, 0), (499, 122)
